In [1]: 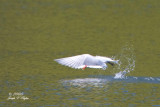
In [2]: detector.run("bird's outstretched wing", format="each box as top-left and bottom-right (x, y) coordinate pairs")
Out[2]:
(54, 54), (90, 69)
(96, 56), (119, 64)
(95, 56), (113, 62)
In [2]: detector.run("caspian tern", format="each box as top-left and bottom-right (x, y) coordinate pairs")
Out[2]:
(54, 54), (119, 70)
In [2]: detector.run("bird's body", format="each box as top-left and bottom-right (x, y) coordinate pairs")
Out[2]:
(54, 54), (119, 70)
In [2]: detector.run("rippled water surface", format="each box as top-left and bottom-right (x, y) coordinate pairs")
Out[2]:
(0, 0), (160, 106)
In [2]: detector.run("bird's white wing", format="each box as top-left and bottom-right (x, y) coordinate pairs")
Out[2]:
(95, 56), (113, 62)
(54, 54), (89, 69)
(96, 56), (119, 64)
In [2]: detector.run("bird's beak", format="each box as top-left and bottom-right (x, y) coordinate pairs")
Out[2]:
(108, 60), (119, 66)
(108, 62), (114, 66)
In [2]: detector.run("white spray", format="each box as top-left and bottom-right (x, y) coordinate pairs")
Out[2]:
(114, 44), (135, 79)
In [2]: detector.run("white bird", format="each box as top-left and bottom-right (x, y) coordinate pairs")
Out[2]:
(54, 54), (119, 70)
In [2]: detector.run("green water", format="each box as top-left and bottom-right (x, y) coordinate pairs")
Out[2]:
(0, 0), (160, 106)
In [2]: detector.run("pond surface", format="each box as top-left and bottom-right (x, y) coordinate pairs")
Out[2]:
(0, 0), (160, 106)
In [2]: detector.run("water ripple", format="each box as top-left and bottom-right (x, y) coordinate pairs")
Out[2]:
(61, 75), (160, 88)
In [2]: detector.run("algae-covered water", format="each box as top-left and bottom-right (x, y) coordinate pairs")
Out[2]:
(0, 0), (160, 106)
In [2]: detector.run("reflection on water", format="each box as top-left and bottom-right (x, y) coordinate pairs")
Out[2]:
(60, 75), (160, 106)
(62, 78), (106, 88)
(61, 76), (160, 88)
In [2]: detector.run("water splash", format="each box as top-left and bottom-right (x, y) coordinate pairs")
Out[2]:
(114, 44), (135, 79)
